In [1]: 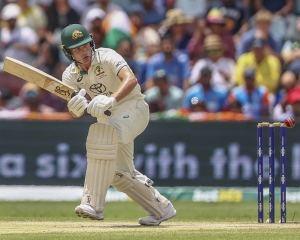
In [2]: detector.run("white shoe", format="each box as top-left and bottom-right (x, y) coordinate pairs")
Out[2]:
(138, 202), (176, 226)
(74, 204), (104, 220)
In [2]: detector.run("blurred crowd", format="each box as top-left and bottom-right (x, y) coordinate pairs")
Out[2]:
(1, 0), (300, 121)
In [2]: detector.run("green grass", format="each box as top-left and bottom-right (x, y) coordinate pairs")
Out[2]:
(1, 201), (300, 239)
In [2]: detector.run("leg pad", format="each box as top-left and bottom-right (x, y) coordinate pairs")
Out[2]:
(81, 123), (118, 213)
(111, 170), (169, 218)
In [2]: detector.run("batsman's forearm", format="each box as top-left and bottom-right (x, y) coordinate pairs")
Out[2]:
(112, 76), (137, 102)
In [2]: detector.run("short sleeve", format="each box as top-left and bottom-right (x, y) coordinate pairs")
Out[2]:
(62, 65), (79, 92)
(102, 49), (128, 75)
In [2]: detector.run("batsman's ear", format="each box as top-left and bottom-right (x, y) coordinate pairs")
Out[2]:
(60, 45), (74, 62)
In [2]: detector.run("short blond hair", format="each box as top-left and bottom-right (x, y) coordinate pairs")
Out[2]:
(255, 10), (273, 24)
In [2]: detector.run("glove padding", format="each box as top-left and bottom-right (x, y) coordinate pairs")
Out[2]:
(67, 89), (88, 117)
(87, 95), (116, 118)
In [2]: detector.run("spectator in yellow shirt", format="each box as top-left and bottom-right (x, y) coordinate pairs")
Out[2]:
(234, 38), (281, 93)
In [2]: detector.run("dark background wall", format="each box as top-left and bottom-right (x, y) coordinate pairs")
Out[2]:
(1, 120), (299, 187)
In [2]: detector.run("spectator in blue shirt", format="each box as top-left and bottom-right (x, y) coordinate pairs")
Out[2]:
(145, 33), (191, 91)
(253, 0), (295, 41)
(236, 9), (282, 58)
(184, 66), (228, 112)
(253, 0), (294, 15)
(227, 67), (270, 119)
(116, 39), (147, 91)
(131, 0), (166, 26)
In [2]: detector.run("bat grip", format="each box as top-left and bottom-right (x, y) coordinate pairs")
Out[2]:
(72, 91), (111, 116)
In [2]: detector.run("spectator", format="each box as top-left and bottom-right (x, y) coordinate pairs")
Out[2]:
(253, 0), (294, 16)
(34, 0), (53, 16)
(0, 88), (22, 110)
(243, 0), (256, 17)
(227, 67), (270, 119)
(81, 7), (106, 31)
(145, 33), (191, 91)
(275, 70), (297, 106)
(175, 0), (207, 18)
(234, 38), (281, 93)
(129, 7), (161, 61)
(101, 10), (133, 50)
(273, 85), (300, 120)
(184, 66), (228, 112)
(80, 1), (126, 51)
(116, 39), (147, 90)
(286, 85), (300, 118)
(253, 0), (295, 41)
(254, 0), (294, 15)
(81, 0), (123, 16)
(33, 41), (64, 79)
(158, 8), (193, 52)
(46, 0), (80, 43)
(16, 82), (56, 113)
(205, 7), (236, 59)
(227, 100), (243, 114)
(144, 69), (184, 112)
(187, 7), (235, 64)
(130, 0), (166, 26)
(164, 0), (176, 12)
(189, 98), (207, 113)
(190, 34), (236, 91)
(1, 3), (40, 65)
(110, 0), (140, 13)
(205, 0), (251, 37)
(68, 0), (92, 16)
(236, 9), (282, 58)
(281, 17), (300, 76)
(81, 8), (106, 48)
(0, 83), (71, 120)
(16, 0), (47, 31)
(31, 40), (68, 112)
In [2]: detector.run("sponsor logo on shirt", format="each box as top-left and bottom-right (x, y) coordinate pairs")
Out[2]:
(90, 83), (106, 94)
(89, 83), (113, 97)
(77, 75), (83, 82)
(116, 61), (125, 68)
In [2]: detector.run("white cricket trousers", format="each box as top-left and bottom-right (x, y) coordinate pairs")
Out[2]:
(98, 98), (149, 173)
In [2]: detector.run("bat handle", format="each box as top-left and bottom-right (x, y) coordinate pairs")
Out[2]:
(104, 109), (111, 116)
(72, 91), (111, 116)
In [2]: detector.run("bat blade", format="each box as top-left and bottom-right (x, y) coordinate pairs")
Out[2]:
(3, 57), (75, 101)
(3, 57), (112, 116)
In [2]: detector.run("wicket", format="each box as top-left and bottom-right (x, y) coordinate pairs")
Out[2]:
(257, 122), (286, 223)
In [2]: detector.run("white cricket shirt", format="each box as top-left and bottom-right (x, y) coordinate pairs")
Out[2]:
(62, 48), (145, 110)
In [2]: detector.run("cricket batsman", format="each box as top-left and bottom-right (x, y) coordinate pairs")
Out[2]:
(60, 24), (176, 226)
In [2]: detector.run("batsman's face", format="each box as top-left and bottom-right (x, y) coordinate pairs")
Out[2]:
(69, 43), (92, 66)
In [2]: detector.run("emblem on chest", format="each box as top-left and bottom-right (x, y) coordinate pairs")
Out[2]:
(94, 65), (107, 79)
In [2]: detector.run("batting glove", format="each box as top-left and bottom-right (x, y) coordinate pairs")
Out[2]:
(87, 95), (117, 118)
(67, 89), (88, 117)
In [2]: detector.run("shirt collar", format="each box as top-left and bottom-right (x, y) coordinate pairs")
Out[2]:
(69, 50), (99, 74)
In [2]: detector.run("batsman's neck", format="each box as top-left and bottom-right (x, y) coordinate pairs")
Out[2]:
(78, 62), (91, 72)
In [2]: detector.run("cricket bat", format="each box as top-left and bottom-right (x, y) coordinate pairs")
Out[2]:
(3, 57), (111, 116)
